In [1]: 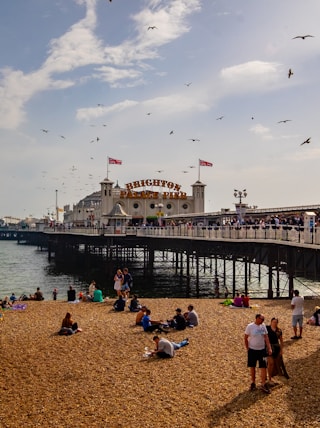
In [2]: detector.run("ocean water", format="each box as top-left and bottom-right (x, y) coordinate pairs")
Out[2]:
(0, 241), (87, 300)
(1, 241), (320, 300)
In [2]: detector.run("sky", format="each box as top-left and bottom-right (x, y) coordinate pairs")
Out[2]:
(1, 0), (320, 219)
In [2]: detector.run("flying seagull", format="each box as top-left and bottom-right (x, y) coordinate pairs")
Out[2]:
(184, 82), (192, 87)
(288, 68), (293, 78)
(189, 165), (196, 168)
(60, 135), (66, 139)
(189, 138), (200, 142)
(169, 130), (174, 135)
(41, 129), (49, 133)
(278, 119), (292, 124)
(301, 137), (311, 146)
(156, 170), (163, 173)
(146, 112), (152, 115)
(216, 116), (224, 120)
(181, 170), (189, 173)
(148, 26), (157, 30)
(292, 35), (314, 40)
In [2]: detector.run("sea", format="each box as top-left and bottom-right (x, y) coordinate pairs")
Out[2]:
(1, 240), (320, 301)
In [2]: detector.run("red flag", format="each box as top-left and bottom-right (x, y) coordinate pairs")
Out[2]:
(199, 159), (213, 167)
(108, 157), (122, 165)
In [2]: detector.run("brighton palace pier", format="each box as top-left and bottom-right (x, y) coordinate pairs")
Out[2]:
(4, 176), (320, 298)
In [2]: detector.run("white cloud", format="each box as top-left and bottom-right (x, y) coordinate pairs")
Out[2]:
(0, 0), (202, 130)
(221, 60), (281, 86)
(76, 99), (139, 121)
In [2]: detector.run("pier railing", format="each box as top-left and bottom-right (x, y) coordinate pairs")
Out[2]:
(44, 224), (319, 246)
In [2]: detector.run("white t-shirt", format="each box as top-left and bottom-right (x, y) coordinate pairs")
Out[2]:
(291, 295), (304, 315)
(245, 322), (268, 350)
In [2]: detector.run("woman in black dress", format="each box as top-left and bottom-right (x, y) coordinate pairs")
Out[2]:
(267, 317), (289, 384)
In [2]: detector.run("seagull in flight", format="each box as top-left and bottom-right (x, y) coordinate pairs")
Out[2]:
(216, 116), (224, 120)
(189, 138), (200, 142)
(169, 130), (174, 135)
(41, 129), (49, 133)
(60, 135), (66, 139)
(146, 112), (152, 115)
(278, 119), (292, 124)
(184, 82), (192, 87)
(181, 170), (189, 173)
(189, 165), (196, 168)
(156, 170), (163, 173)
(301, 137), (311, 146)
(292, 35), (314, 40)
(288, 68), (293, 78)
(148, 26), (157, 30)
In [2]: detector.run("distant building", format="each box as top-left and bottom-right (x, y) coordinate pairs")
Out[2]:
(64, 176), (206, 226)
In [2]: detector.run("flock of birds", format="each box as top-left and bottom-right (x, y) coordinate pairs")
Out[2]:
(37, 27), (315, 196)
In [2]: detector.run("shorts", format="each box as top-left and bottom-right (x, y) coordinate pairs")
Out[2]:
(292, 314), (303, 327)
(247, 348), (267, 368)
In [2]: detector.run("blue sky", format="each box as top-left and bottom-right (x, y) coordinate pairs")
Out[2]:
(1, 0), (320, 219)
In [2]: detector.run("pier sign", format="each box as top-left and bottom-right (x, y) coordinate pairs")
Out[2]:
(120, 179), (187, 199)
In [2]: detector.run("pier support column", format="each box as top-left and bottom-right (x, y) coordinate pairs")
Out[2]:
(268, 265), (273, 299)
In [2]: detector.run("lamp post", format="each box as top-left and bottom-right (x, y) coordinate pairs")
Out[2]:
(155, 203), (164, 227)
(233, 189), (247, 225)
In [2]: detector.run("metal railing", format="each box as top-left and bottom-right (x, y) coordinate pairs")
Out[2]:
(43, 224), (319, 246)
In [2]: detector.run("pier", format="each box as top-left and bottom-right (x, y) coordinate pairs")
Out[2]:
(26, 224), (320, 298)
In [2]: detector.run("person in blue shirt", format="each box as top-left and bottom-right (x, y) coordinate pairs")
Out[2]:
(142, 309), (167, 333)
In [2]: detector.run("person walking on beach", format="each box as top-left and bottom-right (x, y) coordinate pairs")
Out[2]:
(244, 313), (272, 393)
(52, 288), (58, 301)
(113, 269), (123, 297)
(291, 289), (304, 339)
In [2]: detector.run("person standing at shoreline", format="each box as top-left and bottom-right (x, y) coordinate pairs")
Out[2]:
(113, 269), (124, 297)
(291, 289), (304, 339)
(244, 313), (272, 393)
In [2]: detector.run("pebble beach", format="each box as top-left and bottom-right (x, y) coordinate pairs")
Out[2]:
(1, 297), (320, 428)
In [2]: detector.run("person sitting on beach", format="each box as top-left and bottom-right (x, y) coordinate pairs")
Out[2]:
(184, 305), (199, 327)
(113, 295), (126, 312)
(142, 309), (168, 333)
(88, 280), (96, 299)
(30, 287), (44, 301)
(128, 295), (141, 312)
(167, 308), (187, 330)
(307, 306), (320, 326)
(242, 294), (250, 308)
(1, 296), (12, 308)
(150, 336), (189, 358)
(136, 306), (147, 325)
(93, 285), (104, 302)
(58, 312), (82, 335)
(9, 293), (18, 303)
(232, 293), (243, 307)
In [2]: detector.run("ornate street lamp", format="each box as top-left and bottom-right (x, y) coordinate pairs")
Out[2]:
(234, 189), (247, 225)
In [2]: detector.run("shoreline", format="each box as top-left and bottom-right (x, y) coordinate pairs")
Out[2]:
(1, 298), (320, 427)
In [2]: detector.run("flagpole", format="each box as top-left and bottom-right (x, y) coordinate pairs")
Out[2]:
(107, 156), (109, 179)
(198, 159), (201, 181)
